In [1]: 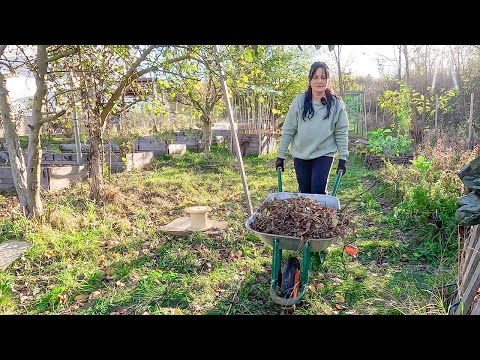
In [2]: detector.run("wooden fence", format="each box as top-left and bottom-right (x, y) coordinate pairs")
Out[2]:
(363, 154), (414, 169)
(452, 224), (480, 315)
(226, 134), (276, 157)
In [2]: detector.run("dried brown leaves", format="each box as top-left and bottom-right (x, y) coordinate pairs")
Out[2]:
(251, 197), (347, 239)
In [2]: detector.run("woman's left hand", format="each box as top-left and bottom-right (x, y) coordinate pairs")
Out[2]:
(336, 159), (346, 174)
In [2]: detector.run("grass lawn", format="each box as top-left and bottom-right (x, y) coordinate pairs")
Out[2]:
(0, 144), (456, 315)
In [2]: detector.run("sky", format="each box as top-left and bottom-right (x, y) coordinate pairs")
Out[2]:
(312, 45), (398, 78)
(340, 45), (398, 77)
(4, 45), (398, 101)
(6, 75), (36, 100)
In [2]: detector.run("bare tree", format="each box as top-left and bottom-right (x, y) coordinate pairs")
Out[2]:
(0, 45), (27, 210)
(403, 45), (409, 83)
(0, 45), (73, 217)
(70, 45), (190, 201)
(332, 46), (344, 96)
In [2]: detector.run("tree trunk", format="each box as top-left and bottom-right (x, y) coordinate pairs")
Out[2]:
(422, 97), (427, 134)
(403, 45), (409, 83)
(336, 47), (343, 96)
(26, 125), (43, 217)
(0, 72), (28, 210)
(434, 94), (439, 141)
(410, 103), (423, 148)
(398, 45), (402, 80)
(202, 115), (212, 156)
(89, 124), (104, 201)
(24, 45), (49, 218)
(468, 92), (475, 150)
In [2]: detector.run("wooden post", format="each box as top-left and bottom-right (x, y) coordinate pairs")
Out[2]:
(72, 98), (81, 165)
(434, 94), (439, 141)
(69, 71), (82, 165)
(152, 75), (160, 131)
(355, 96), (359, 135)
(252, 92), (256, 151)
(258, 96), (261, 155)
(363, 91), (368, 139)
(214, 45), (253, 216)
(108, 126), (112, 180)
(230, 94), (236, 153)
(468, 92), (474, 150)
(368, 96), (372, 133)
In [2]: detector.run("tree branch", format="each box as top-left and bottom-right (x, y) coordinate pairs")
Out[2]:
(46, 87), (79, 103)
(134, 55), (192, 79)
(157, 69), (199, 81)
(47, 47), (79, 63)
(99, 45), (157, 122)
(190, 95), (209, 119)
(0, 55), (16, 74)
(18, 46), (36, 70)
(38, 109), (66, 126)
(111, 99), (138, 116)
(100, 51), (190, 124)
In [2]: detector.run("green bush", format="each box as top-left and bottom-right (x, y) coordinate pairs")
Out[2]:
(366, 128), (412, 156)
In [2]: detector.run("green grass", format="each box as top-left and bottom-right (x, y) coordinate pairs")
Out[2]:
(0, 142), (457, 315)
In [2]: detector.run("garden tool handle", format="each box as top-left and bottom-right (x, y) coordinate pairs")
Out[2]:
(332, 170), (343, 197)
(277, 167), (283, 192)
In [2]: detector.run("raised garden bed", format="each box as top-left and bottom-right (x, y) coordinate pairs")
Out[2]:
(0, 150), (154, 191)
(0, 165), (87, 191)
(364, 153), (414, 169)
(227, 134), (276, 156)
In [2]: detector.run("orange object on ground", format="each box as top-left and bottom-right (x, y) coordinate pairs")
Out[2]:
(344, 244), (359, 256)
(293, 269), (300, 298)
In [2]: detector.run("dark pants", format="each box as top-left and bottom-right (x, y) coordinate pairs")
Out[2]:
(293, 156), (334, 194)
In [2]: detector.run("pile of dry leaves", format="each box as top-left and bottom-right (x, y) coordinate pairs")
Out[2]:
(250, 197), (347, 239)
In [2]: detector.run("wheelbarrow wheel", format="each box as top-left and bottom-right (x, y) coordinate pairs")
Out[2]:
(281, 257), (301, 298)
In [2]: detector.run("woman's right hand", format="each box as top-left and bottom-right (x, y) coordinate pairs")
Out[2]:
(275, 157), (285, 172)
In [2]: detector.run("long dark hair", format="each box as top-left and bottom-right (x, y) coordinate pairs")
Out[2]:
(302, 61), (339, 121)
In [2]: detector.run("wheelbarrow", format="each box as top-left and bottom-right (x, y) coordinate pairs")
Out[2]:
(245, 167), (343, 308)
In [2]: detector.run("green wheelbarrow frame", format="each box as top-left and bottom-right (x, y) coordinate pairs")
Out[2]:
(245, 167), (343, 307)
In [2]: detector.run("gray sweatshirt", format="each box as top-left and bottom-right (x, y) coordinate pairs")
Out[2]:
(277, 93), (349, 161)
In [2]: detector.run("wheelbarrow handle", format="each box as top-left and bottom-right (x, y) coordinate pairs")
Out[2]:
(278, 167), (342, 195)
(277, 167), (283, 192)
(332, 170), (343, 197)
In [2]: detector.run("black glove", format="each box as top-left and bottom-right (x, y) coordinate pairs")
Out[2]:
(336, 159), (346, 174)
(275, 157), (285, 172)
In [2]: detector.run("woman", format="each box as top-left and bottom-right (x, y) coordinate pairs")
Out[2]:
(275, 61), (349, 194)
